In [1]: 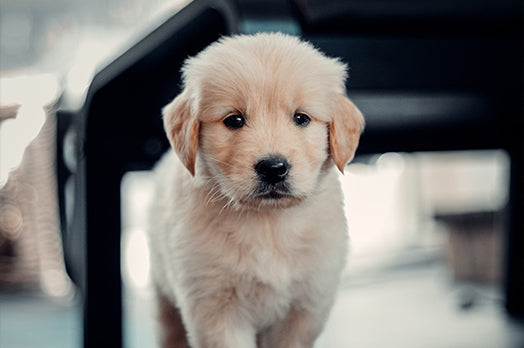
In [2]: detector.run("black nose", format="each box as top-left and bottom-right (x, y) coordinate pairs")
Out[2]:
(255, 157), (290, 184)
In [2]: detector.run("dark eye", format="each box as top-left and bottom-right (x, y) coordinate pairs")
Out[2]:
(223, 114), (245, 129)
(293, 112), (311, 127)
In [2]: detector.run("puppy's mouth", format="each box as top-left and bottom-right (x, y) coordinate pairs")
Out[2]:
(232, 181), (305, 210)
(257, 191), (288, 200)
(254, 182), (293, 200)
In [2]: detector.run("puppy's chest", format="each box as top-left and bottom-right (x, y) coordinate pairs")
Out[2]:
(205, 214), (324, 287)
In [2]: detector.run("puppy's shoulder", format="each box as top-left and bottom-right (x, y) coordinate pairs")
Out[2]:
(150, 150), (193, 221)
(153, 150), (190, 188)
(154, 150), (180, 178)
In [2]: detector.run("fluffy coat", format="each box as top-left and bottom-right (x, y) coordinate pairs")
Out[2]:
(148, 33), (364, 348)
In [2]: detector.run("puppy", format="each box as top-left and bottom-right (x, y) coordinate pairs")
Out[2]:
(148, 32), (364, 348)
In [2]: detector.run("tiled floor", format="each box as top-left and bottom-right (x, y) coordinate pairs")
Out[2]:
(3, 264), (523, 348)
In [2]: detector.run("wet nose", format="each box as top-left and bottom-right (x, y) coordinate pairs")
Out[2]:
(254, 157), (290, 184)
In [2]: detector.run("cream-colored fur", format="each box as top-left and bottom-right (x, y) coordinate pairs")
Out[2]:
(148, 33), (364, 348)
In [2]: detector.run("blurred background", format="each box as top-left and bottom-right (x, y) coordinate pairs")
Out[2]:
(0, 0), (523, 347)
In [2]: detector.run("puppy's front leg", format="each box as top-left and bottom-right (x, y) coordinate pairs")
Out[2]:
(259, 306), (327, 348)
(182, 288), (257, 348)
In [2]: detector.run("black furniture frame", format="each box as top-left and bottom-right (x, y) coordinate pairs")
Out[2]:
(56, 1), (523, 347)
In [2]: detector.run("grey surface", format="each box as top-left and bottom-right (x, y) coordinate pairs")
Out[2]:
(0, 292), (81, 348)
(2, 264), (523, 348)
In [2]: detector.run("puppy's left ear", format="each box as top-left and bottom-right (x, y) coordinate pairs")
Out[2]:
(163, 91), (199, 176)
(329, 94), (365, 173)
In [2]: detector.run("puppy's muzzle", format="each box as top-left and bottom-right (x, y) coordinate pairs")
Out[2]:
(254, 156), (292, 200)
(255, 156), (290, 185)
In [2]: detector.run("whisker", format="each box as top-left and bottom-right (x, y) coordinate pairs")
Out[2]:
(203, 155), (235, 169)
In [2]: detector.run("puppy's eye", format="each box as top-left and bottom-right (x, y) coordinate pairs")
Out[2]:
(293, 112), (311, 127)
(223, 114), (245, 129)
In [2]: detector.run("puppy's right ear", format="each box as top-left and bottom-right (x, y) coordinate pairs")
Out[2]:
(163, 91), (199, 176)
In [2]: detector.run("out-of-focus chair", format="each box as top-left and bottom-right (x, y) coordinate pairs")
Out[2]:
(56, 0), (523, 346)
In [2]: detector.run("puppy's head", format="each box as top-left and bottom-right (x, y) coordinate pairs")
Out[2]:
(163, 33), (364, 210)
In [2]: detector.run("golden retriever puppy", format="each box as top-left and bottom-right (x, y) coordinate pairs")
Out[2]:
(148, 32), (364, 348)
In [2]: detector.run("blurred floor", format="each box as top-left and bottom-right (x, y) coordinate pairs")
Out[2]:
(0, 292), (81, 348)
(318, 265), (524, 348)
(2, 263), (523, 348)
